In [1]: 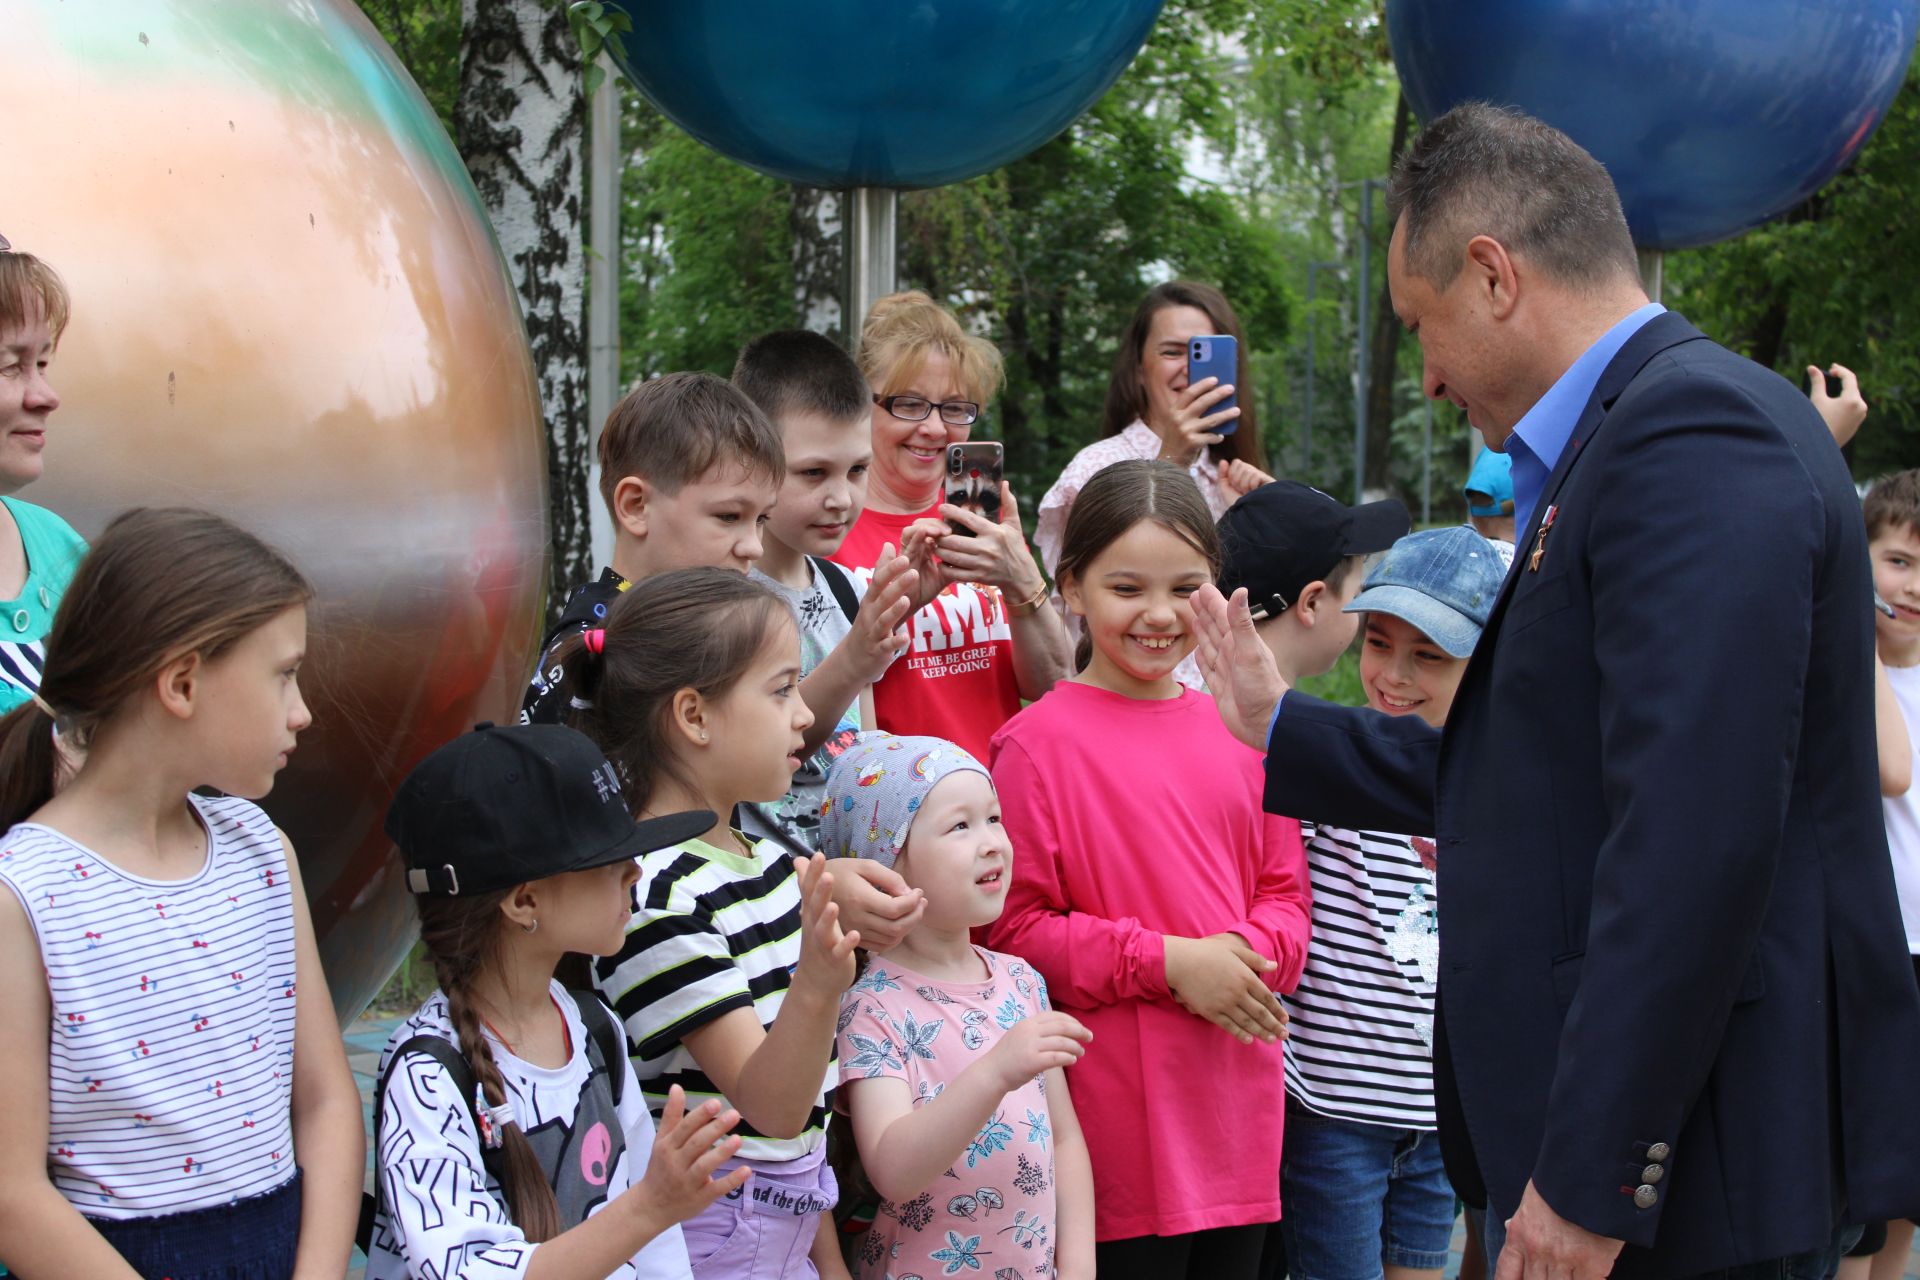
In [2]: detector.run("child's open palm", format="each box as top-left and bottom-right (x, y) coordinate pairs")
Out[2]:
(850, 543), (917, 682)
(631, 1085), (750, 1227)
(791, 854), (860, 998)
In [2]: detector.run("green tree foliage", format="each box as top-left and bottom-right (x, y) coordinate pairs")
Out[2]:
(1665, 58), (1920, 483)
(356, 0), (459, 131)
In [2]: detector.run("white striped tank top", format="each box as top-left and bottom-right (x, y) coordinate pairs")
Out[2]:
(0, 794), (299, 1217)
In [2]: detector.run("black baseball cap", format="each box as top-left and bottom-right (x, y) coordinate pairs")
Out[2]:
(1217, 480), (1411, 620)
(386, 723), (715, 896)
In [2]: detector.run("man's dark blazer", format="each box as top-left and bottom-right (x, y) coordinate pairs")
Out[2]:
(1262, 311), (1920, 1278)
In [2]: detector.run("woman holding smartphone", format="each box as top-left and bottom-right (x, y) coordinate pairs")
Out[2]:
(1035, 282), (1269, 594)
(829, 290), (1069, 758)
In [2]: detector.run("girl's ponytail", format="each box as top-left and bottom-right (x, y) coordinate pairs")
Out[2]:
(0, 703), (60, 831)
(0, 507), (309, 832)
(568, 569), (790, 814)
(416, 891), (562, 1240)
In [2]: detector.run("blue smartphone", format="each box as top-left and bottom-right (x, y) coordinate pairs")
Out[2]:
(1186, 334), (1238, 435)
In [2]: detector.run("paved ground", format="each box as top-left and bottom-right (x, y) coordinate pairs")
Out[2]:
(342, 1012), (1920, 1280)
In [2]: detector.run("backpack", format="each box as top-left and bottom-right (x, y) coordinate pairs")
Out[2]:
(808, 555), (861, 625)
(354, 990), (628, 1254)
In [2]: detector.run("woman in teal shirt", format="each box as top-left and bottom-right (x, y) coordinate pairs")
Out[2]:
(0, 241), (86, 715)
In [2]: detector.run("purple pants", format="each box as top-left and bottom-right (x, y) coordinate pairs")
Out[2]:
(682, 1146), (839, 1280)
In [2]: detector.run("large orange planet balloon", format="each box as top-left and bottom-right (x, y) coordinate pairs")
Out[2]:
(1, 1), (549, 1021)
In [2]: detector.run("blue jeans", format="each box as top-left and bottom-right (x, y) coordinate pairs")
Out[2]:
(1280, 1102), (1456, 1280)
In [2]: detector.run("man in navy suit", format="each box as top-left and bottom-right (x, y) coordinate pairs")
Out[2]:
(1195, 103), (1920, 1280)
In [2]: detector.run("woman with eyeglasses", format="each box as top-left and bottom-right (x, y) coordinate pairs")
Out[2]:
(828, 291), (1068, 759)
(0, 240), (88, 718)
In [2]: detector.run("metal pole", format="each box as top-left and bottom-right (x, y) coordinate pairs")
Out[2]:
(1636, 247), (1663, 302)
(586, 52), (621, 573)
(1354, 178), (1374, 504)
(1422, 397), (1434, 525)
(845, 187), (899, 340)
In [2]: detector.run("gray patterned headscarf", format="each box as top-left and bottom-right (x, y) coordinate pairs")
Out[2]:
(819, 732), (993, 868)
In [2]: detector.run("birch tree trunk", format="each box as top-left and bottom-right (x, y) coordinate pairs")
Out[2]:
(792, 187), (844, 341)
(456, 0), (590, 618)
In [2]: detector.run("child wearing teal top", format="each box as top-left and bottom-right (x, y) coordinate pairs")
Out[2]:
(0, 497), (87, 713)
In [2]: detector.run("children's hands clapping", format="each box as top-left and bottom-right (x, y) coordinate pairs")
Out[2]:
(791, 854), (860, 999)
(1163, 932), (1287, 1045)
(848, 543), (918, 683)
(629, 1085), (751, 1231)
(984, 1011), (1093, 1090)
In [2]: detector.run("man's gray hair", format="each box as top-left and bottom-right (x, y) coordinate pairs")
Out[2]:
(1388, 102), (1640, 289)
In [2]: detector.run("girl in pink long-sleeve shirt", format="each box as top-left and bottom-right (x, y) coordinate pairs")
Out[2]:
(985, 460), (1311, 1280)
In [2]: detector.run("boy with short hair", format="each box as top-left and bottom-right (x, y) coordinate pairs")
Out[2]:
(1215, 480), (1410, 687)
(520, 369), (785, 725)
(731, 329), (917, 852)
(1273, 525), (1505, 1280)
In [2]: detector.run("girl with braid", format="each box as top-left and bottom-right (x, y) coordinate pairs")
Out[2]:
(366, 723), (751, 1280)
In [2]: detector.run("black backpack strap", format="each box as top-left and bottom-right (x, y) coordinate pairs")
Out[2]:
(356, 1034), (487, 1255)
(810, 555), (862, 625)
(569, 988), (630, 1109)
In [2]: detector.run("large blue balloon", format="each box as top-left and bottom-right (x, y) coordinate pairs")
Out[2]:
(604, 0), (1165, 189)
(1386, 0), (1919, 249)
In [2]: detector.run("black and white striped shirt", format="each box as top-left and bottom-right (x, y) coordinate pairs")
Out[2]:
(595, 836), (835, 1164)
(1283, 824), (1439, 1129)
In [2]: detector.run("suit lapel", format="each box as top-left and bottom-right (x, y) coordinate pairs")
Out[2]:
(1484, 311), (1708, 626)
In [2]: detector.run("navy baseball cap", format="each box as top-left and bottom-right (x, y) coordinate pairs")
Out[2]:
(1344, 526), (1506, 659)
(1218, 481), (1411, 620)
(386, 723), (715, 896)
(1464, 449), (1514, 518)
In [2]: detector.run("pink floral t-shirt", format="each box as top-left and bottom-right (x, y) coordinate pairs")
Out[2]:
(838, 948), (1059, 1280)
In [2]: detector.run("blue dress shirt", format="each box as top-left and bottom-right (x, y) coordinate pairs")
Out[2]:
(1506, 303), (1666, 539)
(1263, 302), (1666, 746)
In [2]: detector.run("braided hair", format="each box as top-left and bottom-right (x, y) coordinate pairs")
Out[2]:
(414, 891), (563, 1241)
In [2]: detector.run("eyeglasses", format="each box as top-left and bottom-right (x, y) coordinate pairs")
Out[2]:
(873, 393), (980, 426)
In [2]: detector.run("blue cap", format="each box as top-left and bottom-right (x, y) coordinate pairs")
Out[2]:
(1463, 450), (1514, 518)
(1343, 526), (1506, 659)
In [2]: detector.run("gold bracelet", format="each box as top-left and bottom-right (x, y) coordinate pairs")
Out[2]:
(1007, 581), (1050, 617)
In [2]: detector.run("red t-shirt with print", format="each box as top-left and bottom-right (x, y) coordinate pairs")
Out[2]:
(831, 506), (1022, 760)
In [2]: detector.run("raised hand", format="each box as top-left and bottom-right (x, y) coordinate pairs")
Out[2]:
(1163, 933), (1286, 1045)
(1807, 362), (1868, 448)
(935, 482), (1047, 600)
(790, 854), (860, 998)
(1192, 583), (1288, 751)
(848, 542), (917, 682)
(1157, 376), (1239, 465)
(984, 1010), (1093, 1090)
(629, 1085), (751, 1229)
(1218, 457), (1276, 504)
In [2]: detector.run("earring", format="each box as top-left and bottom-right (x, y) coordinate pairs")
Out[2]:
(699, 730), (709, 743)
(522, 919), (539, 935)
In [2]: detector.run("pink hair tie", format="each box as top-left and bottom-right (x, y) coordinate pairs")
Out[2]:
(583, 628), (606, 655)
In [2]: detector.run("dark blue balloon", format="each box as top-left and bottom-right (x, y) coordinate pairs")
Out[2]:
(603, 0), (1165, 189)
(1385, 0), (1919, 249)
